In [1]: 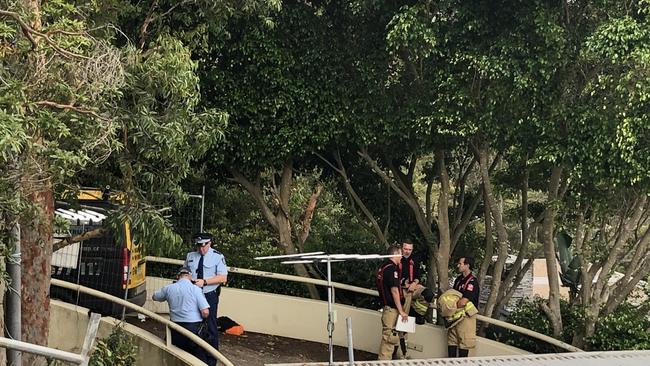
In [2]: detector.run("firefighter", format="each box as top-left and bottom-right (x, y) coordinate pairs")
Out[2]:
(376, 246), (409, 360)
(444, 256), (480, 357)
(399, 240), (436, 320)
(396, 240), (436, 358)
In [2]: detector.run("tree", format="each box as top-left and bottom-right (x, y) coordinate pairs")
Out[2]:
(1, 1), (243, 363)
(198, 1), (355, 298)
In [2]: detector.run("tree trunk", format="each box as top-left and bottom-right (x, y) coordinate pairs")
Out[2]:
(277, 213), (320, 299)
(229, 163), (320, 300)
(317, 150), (389, 247)
(475, 144), (509, 319)
(492, 162), (535, 316)
(20, 185), (54, 366)
(19, 2), (53, 365)
(435, 149), (451, 291)
(357, 150), (440, 288)
(478, 185), (493, 290)
(540, 165), (563, 338)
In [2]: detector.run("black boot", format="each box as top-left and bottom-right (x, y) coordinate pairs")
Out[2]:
(458, 348), (469, 357)
(447, 345), (458, 357)
(392, 345), (399, 360)
(400, 338), (408, 359)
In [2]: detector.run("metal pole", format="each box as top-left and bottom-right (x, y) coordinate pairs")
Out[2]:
(346, 317), (354, 365)
(0, 337), (84, 364)
(327, 257), (333, 365)
(7, 224), (22, 366)
(200, 185), (205, 232)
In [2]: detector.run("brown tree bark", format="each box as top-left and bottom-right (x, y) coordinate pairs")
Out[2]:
(17, 2), (54, 365)
(297, 183), (323, 250)
(434, 149), (451, 291)
(20, 185), (54, 366)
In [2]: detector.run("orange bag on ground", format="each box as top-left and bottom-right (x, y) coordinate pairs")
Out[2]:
(225, 325), (244, 336)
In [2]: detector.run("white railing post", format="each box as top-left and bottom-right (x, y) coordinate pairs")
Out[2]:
(80, 312), (101, 366)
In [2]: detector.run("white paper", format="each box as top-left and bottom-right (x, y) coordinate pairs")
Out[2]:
(395, 316), (416, 333)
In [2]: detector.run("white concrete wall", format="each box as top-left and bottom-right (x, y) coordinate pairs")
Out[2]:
(49, 300), (205, 366)
(146, 277), (526, 359)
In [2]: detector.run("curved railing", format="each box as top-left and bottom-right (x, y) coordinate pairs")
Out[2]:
(146, 255), (583, 353)
(0, 337), (86, 364)
(50, 279), (235, 366)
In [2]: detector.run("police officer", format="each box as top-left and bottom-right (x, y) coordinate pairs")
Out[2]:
(376, 246), (409, 360)
(448, 256), (480, 357)
(185, 233), (228, 366)
(152, 266), (210, 362)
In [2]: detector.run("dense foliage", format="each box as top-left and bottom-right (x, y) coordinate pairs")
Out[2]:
(492, 297), (650, 352)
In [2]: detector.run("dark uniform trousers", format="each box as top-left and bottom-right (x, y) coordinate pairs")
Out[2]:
(204, 288), (220, 366)
(172, 321), (208, 364)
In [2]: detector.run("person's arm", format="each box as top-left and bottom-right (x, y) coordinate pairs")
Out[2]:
(197, 288), (210, 318)
(152, 287), (166, 302)
(201, 273), (227, 287)
(197, 255), (228, 288)
(456, 278), (478, 307)
(391, 287), (409, 321)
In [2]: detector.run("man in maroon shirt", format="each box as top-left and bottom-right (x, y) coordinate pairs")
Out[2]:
(376, 246), (409, 360)
(448, 256), (480, 357)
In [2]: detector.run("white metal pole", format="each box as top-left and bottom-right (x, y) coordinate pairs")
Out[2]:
(346, 317), (354, 365)
(7, 224), (22, 366)
(327, 257), (333, 365)
(200, 185), (205, 232)
(0, 337), (84, 364)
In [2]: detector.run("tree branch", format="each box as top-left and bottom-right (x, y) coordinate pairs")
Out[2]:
(0, 9), (90, 59)
(53, 228), (105, 251)
(321, 149), (388, 246)
(33, 100), (107, 120)
(229, 168), (278, 230)
(298, 183), (323, 249)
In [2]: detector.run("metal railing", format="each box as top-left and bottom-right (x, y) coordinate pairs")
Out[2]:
(146, 256), (583, 353)
(50, 279), (235, 366)
(0, 337), (85, 364)
(0, 312), (100, 366)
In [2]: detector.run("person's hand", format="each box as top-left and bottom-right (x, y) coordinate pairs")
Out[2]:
(408, 282), (418, 292)
(196, 279), (206, 288)
(400, 312), (409, 322)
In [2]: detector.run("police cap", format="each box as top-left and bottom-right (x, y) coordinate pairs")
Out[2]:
(193, 233), (212, 245)
(177, 266), (192, 276)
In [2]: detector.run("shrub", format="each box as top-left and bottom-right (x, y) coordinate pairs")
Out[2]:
(488, 296), (650, 353)
(89, 325), (138, 366)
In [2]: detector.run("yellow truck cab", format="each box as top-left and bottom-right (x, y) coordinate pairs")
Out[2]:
(51, 189), (147, 315)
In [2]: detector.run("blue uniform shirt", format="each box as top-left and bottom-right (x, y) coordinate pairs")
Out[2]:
(185, 248), (228, 294)
(152, 278), (209, 322)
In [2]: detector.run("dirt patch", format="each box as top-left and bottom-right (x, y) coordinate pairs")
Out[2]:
(126, 317), (377, 365)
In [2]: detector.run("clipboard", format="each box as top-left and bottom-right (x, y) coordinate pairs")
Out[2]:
(395, 316), (416, 333)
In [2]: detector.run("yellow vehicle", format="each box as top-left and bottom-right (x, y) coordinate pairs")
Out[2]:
(51, 189), (147, 315)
